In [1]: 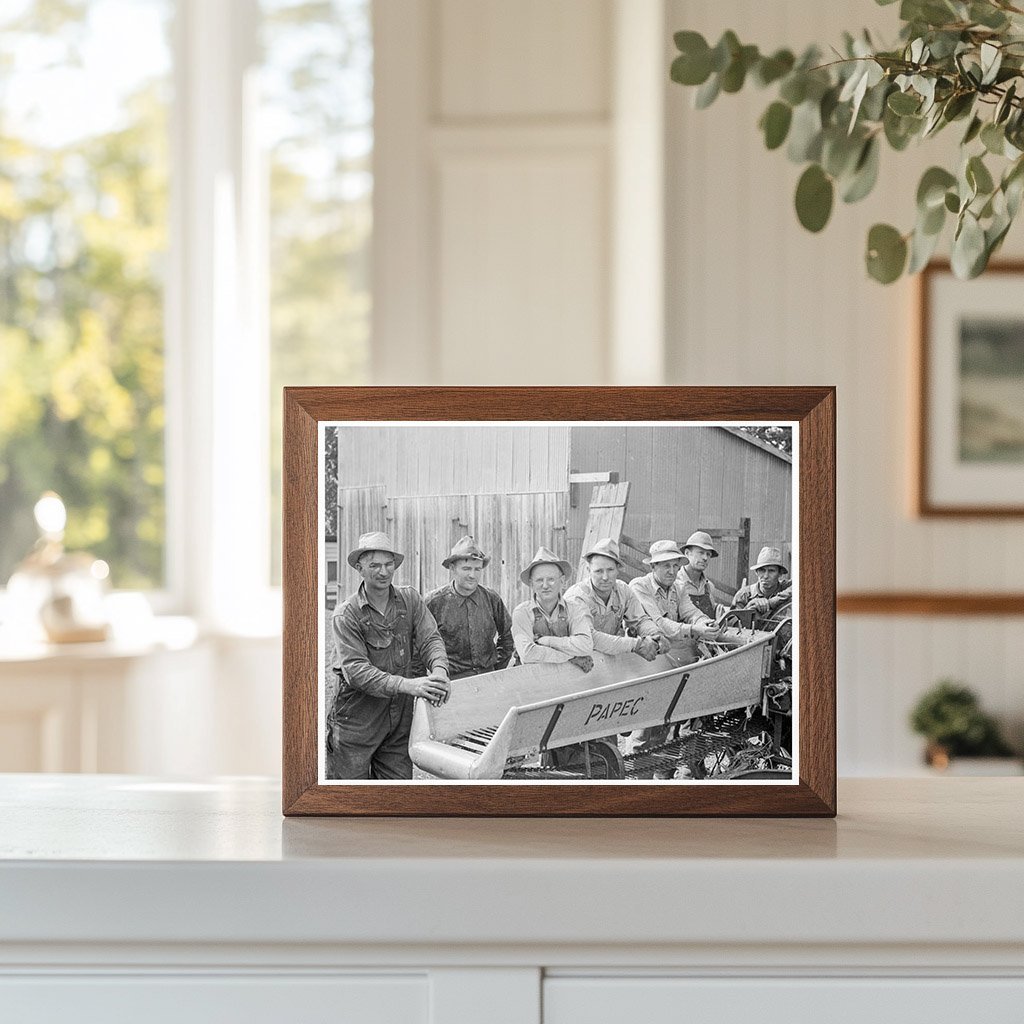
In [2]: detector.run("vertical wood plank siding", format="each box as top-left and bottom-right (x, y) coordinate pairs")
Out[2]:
(337, 425), (571, 496)
(567, 426), (792, 587)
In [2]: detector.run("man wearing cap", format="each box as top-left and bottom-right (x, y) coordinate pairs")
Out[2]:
(680, 530), (722, 620)
(733, 546), (792, 622)
(327, 531), (450, 780)
(629, 539), (720, 666)
(511, 546), (594, 669)
(423, 536), (514, 679)
(564, 538), (660, 661)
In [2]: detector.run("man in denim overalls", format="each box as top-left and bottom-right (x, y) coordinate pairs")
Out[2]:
(563, 537), (661, 660)
(327, 532), (450, 780)
(510, 546), (594, 670)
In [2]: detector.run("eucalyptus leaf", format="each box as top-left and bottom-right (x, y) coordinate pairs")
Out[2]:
(866, 223), (907, 283)
(787, 100), (824, 162)
(760, 101), (793, 150)
(962, 115), (983, 145)
(908, 221), (943, 273)
(754, 49), (795, 87)
(980, 42), (1002, 87)
(888, 91), (921, 115)
(967, 154), (995, 195)
(981, 122), (1005, 155)
(951, 211), (986, 278)
(779, 74), (807, 106)
(995, 82), (1017, 124)
(917, 166), (957, 210)
(795, 164), (834, 232)
(694, 73), (721, 109)
(710, 31), (740, 73)
(842, 137), (880, 203)
(944, 190), (961, 213)
(970, 2), (1009, 30)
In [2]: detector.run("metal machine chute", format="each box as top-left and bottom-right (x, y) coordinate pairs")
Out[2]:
(409, 625), (779, 780)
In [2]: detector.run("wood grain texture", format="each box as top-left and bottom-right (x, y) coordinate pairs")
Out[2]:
(838, 593), (1024, 616)
(282, 387), (836, 817)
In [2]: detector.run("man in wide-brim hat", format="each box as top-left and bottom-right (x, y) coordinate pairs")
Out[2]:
(628, 539), (720, 663)
(679, 530), (721, 621)
(732, 545), (792, 619)
(423, 536), (514, 679)
(511, 546), (594, 668)
(564, 538), (660, 661)
(327, 531), (450, 780)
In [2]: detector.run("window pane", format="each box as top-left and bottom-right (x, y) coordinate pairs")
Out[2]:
(0, 0), (171, 589)
(261, 0), (372, 582)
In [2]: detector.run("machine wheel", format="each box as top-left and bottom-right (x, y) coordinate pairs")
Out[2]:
(549, 739), (625, 780)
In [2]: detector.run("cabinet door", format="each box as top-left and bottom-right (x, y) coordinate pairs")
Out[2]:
(0, 974), (427, 1024)
(544, 977), (1024, 1023)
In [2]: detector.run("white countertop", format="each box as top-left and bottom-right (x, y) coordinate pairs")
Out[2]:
(1, 775), (1022, 954)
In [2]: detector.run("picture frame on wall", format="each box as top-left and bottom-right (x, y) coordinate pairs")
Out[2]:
(282, 387), (836, 817)
(917, 261), (1024, 517)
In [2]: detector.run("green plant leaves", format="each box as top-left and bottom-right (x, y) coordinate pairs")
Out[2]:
(795, 164), (834, 231)
(952, 211), (987, 277)
(668, 11), (1024, 284)
(866, 224), (907, 283)
(672, 31), (713, 85)
(842, 137), (880, 202)
(759, 101), (792, 150)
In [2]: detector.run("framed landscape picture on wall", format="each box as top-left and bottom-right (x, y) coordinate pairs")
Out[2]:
(282, 387), (836, 817)
(917, 262), (1024, 516)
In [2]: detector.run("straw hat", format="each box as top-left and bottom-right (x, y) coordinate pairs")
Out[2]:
(750, 545), (788, 573)
(582, 537), (623, 566)
(347, 531), (405, 569)
(643, 539), (686, 566)
(519, 546), (572, 586)
(682, 531), (719, 558)
(442, 535), (490, 569)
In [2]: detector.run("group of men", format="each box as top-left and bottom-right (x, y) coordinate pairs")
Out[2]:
(326, 528), (791, 781)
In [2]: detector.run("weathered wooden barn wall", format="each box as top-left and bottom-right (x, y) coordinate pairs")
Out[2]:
(336, 424), (570, 497)
(331, 425), (574, 615)
(567, 426), (792, 588)
(386, 492), (569, 616)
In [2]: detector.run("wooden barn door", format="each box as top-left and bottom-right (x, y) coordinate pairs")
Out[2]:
(387, 492), (569, 615)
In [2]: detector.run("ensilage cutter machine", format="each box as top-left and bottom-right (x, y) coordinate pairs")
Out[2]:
(409, 623), (790, 781)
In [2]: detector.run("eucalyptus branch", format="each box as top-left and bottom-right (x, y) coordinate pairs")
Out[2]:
(670, 1), (1024, 283)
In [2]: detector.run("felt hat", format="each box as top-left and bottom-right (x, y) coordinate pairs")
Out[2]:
(750, 545), (788, 573)
(682, 531), (720, 558)
(582, 537), (624, 566)
(347, 531), (405, 570)
(442, 535), (490, 569)
(519, 546), (572, 586)
(643, 539), (686, 566)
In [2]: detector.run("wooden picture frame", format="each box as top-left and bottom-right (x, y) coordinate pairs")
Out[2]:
(283, 387), (836, 816)
(916, 261), (1024, 517)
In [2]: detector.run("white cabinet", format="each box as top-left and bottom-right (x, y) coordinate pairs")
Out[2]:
(1, 975), (428, 1024)
(0, 777), (1022, 1022)
(545, 977), (1024, 1023)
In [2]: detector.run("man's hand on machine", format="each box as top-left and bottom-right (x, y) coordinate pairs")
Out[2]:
(403, 673), (451, 706)
(634, 636), (660, 662)
(569, 655), (594, 673)
(692, 621), (723, 642)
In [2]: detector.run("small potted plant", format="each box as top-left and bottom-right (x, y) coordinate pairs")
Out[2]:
(909, 680), (1019, 773)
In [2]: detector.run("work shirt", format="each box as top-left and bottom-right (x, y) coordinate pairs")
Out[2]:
(732, 575), (793, 611)
(424, 582), (514, 678)
(511, 595), (594, 664)
(331, 583), (448, 697)
(563, 578), (658, 655)
(678, 569), (719, 620)
(628, 572), (711, 640)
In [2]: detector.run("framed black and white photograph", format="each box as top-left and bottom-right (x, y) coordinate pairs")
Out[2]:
(283, 387), (835, 816)
(917, 261), (1024, 517)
